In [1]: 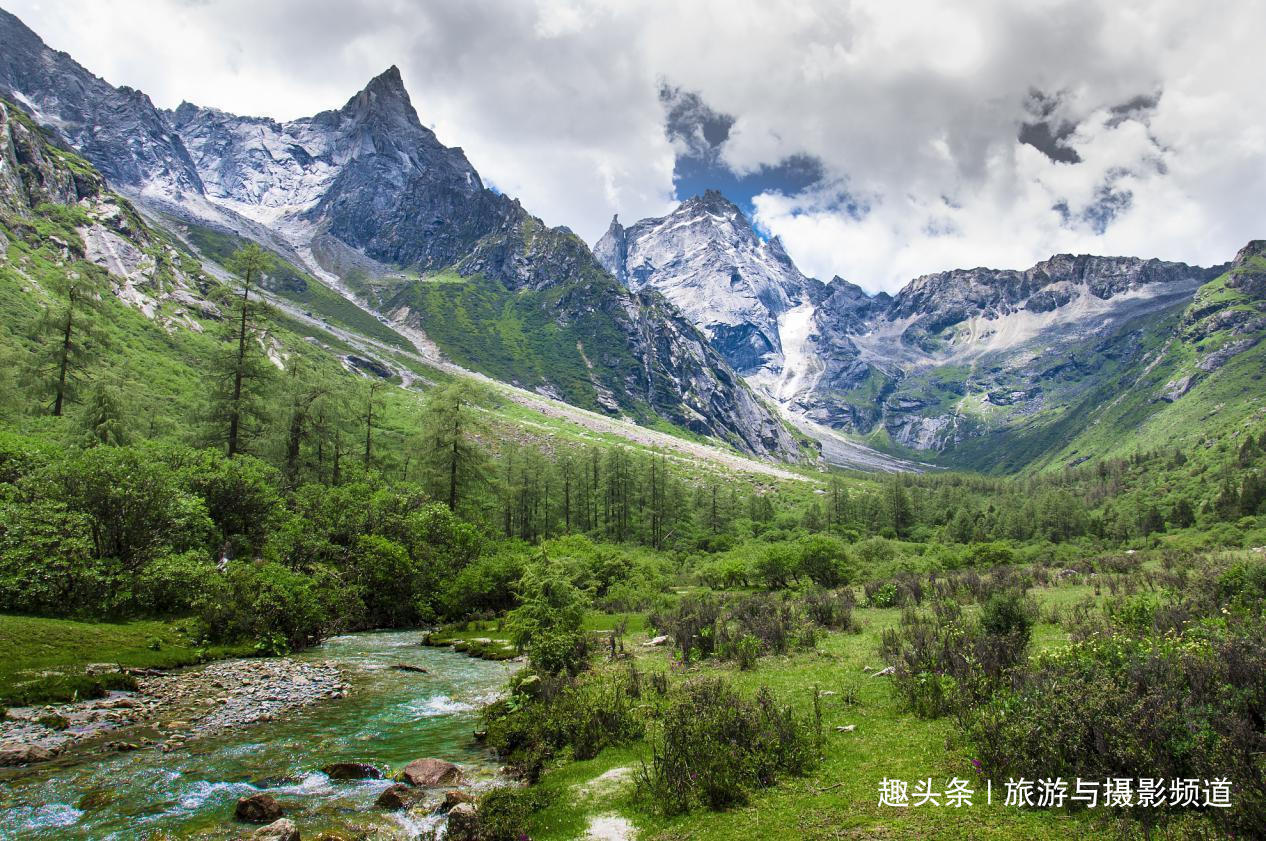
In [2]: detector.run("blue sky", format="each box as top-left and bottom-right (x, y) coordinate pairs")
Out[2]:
(661, 85), (824, 220)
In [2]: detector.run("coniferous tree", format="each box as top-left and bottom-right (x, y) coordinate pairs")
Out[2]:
(78, 380), (128, 447)
(278, 361), (331, 482)
(419, 381), (491, 512)
(209, 244), (275, 457)
(362, 378), (385, 468)
(26, 265), (107, 416)
(1170, 497), (1196, 529)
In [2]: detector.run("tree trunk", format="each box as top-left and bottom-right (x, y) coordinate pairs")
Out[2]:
(227, 275), (252, 457)
(53, 304), (73, 417)
(448, 405), (460, 511)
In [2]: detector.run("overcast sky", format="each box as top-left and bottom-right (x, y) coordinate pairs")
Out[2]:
(8, 0), (1264, 292)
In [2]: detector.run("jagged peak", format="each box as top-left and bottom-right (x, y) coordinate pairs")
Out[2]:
(680, 188), (742, 214)
(342, 65), (417, 119)
(364, 65), (406, 95)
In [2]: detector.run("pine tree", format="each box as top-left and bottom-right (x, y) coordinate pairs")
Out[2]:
(887, 478), (913, 538)
(1169, 497), (1196, 529)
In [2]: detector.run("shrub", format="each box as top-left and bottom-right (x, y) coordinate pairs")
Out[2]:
(441, 550), (526, 618)
(638, 677), (818, 814)
(798, 534), (854, 587)
(734, 634), (760, 670)
(527, 628), (591, 678)
(865, 581), (899, 608)
(178, 450), (282, 558)
(476, 785), (555, 841)
(137, 550), (219, 616)
(198, 561), (328, 652)
(980, 590), (1035, 644)
(506, 563), (587, 652)
(963, 624), (1266, 837)
(0, 498), (99, 615)
(881, 597), (1030, 719)
(482, 670), (643, 781)
(800, 587), (859, 631)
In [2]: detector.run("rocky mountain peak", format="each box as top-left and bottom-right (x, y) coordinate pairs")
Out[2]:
(339, 65), (418, 127)
(1232, 239), (1266, 268)
(0, 7), (204, 198)
(596, 193), (812, 374)
(593, 214), (629, 285)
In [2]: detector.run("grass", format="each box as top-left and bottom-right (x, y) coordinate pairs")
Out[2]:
(513, 578), (1156, 841)
(423, 619), (518, 660)
(0, 614), (252, 706)
(180, 222), (413, 350)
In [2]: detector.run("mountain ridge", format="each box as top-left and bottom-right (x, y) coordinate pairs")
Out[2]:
(0, 9), (803, 462)
(601, 189), (1256, 471)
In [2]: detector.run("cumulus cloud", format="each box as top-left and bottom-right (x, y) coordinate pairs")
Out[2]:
(7, 0), (1264, 292)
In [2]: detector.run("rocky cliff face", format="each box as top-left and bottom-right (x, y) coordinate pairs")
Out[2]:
(0, 10), (800, 462)
(0, 98), (213, 331)
(0, 8), (203, 201)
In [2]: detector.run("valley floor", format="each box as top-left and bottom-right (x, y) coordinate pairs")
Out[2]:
(460, 563), (1237, 841)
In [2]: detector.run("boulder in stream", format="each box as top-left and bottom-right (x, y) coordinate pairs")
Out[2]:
(0, 742), (54, 766)
(252, 817), (300, 841)
(440, 789), (475, 812)
(321, 761), (384, 780)
(399, 757), (463, 787)
(446, 802), (479, 841)
(374, 783), (418, 810)
(235, 792), (284, 823)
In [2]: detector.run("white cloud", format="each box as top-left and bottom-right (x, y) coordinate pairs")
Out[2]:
(6, 0), (1264, 292)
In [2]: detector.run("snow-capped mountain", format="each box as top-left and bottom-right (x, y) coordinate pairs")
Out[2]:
(602, 193), (1238, 468)
(0, 8), (800, 461)
(596, 190), (811, 374)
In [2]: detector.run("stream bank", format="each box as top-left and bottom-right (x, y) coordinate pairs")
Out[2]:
(0, 630), (517, 840)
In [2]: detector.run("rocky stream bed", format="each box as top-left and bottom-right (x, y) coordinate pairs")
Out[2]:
(0, 631), (518, 840)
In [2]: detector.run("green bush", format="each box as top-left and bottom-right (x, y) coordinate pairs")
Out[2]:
(136, 550), (219, 616)
(638, 676), (818, 814)
(482, 670), (643, 781)
(964, 625), (1266, 837)
(980, 589), (1034, 644)
(527, 628), (591, 677)
(476, 785), (555, 841)
(197, 561), (328, 652)
(734, 633), (760, 670)
(798, 534), (854, 587)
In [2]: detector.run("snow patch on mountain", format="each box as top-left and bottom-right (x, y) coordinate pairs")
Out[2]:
(595, 189), (810, 375)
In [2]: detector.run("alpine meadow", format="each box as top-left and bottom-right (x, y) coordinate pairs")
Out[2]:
(1, 3), (1266, 840)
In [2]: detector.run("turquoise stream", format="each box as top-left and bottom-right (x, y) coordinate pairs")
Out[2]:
(0, 631), (516, 840)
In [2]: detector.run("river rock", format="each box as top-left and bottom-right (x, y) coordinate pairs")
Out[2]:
(399, 757), (463, 787)
(642, 635), (670, 647)
(0, 742), (54, 766)
(440, 789), (475, 812)
(235, 793), (283, 823)
(252, 818), (300, 841)
(389, 663), (428, 673)
(446, 802), (479, 841)
(321, 762), (383, 780)
(516, 674), (541, 696)
(374, 783), (417, 810)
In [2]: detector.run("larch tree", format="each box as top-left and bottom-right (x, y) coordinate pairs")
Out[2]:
(27, 265), (107, 416)
(419, 381), (491, 512)
(210, 243), (275, 457)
